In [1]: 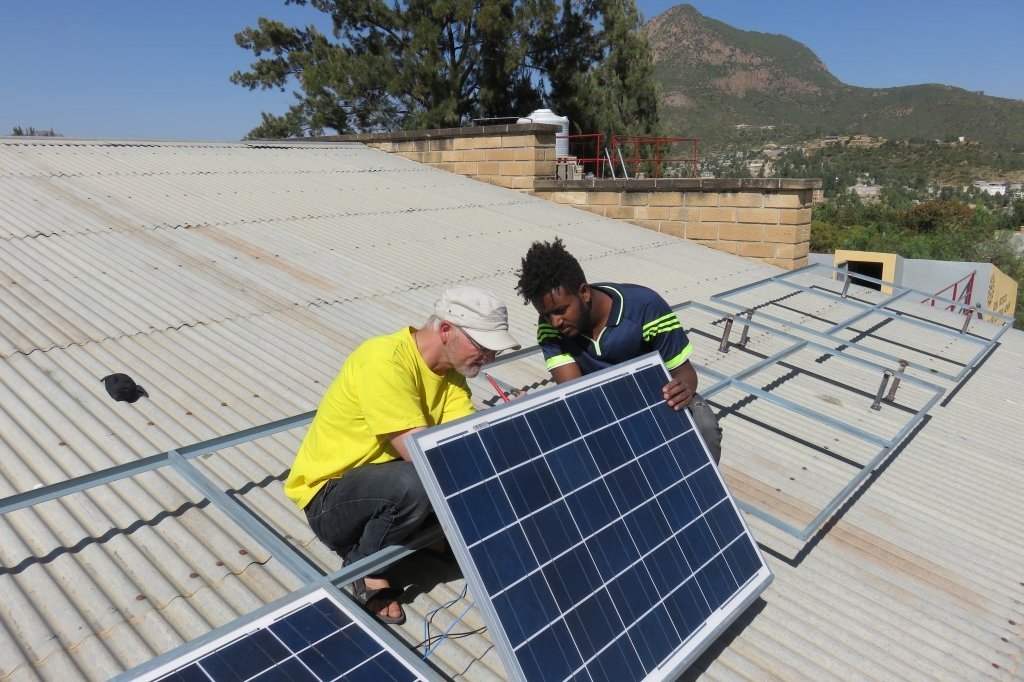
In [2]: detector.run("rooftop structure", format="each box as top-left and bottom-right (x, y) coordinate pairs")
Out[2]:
(1, 137), (1022, 680)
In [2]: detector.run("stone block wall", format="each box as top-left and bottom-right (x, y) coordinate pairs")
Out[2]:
(320, 125), (820, 270)
(326, 123), (558, 190)
(533, 178), (819, 270)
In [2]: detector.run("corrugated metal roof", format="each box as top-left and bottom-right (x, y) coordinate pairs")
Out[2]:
(1, 137), (1021, 681)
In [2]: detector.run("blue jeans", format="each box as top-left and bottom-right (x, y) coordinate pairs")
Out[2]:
(304, 460), (433, 572)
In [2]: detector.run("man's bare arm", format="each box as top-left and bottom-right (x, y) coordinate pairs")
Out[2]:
(387, 426), (427, 461)
(550, 362), (583, 384)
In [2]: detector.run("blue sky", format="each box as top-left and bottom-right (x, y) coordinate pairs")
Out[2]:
(1, 1), (1021, 140)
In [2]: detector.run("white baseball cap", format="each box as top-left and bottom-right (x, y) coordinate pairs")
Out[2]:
(434, 285), (521, 352)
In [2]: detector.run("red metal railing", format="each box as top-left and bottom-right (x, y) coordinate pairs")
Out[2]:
(554, 134), (701, 179)
(556, 133), (605, 178)
(922, 271), (975, 312)
(610, 136), (700, 179)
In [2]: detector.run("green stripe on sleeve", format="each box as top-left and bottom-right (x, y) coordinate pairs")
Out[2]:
(545, 353), (576, 370)
(642, 312), (679, 331)
(643, 317), (684, 339)
(664, 343), (693, 370)
(537, 323), (561, 343)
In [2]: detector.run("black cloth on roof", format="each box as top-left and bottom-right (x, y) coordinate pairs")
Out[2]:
(101, 373), (149, 403)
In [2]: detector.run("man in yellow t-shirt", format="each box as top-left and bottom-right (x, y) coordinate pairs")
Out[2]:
(285, 285), (520, 625)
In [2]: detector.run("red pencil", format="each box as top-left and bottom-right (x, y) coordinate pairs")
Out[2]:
(485, 373), (511, 403)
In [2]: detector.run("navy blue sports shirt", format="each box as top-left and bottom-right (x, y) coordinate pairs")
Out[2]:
(536, 283), (692, 374)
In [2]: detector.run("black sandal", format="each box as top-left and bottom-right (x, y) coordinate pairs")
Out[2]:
(351, 577), (407, 626)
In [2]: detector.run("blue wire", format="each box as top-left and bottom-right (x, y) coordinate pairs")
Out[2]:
(422, 585), (473, 659)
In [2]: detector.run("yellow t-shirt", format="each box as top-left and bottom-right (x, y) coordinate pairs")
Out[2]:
(285, 326), (474, 509)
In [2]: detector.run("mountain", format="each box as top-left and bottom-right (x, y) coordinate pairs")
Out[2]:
(644, 4), (1024, 149)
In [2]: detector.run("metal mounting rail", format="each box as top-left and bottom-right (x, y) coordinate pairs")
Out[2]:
(710, 262), (1013, 382)
(1, 413), (446, 681)
(670, 300), (945, 541)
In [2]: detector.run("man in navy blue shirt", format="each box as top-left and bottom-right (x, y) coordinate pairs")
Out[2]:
(515, 238), (722, 462)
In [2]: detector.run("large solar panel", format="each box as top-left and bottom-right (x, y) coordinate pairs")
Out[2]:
(138, 588), (428, 681)
(410, 353), (773, 681)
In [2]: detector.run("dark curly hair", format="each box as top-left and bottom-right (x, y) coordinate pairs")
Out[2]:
(515, 237), (588, 304)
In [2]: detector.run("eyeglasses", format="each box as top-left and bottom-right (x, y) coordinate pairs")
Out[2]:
(457, 326), (497, 358)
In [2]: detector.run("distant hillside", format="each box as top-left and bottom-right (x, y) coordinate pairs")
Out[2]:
(644, 4), (1024, 150)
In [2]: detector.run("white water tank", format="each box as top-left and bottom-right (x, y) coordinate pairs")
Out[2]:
(518, 108), (570, 158)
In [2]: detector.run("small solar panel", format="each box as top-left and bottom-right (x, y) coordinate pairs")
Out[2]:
(411, 353), (772, 681)
(139, 589), (427, 682)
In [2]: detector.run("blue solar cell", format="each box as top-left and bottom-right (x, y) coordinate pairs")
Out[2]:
(565, 387), (615, 434)
(424, 433), (494, 496)
(501, 459), (561, 516)
(520, 500), (581, 564)
(617, 410), (665, 458)
(588, 635), (644, 682)
(517, 619), (582, 682)
(600, 375), (646, 416)
(375, 653), (421, 681)
(705, 499), (745, 546)
(604, 461), (654, 514)
(723, 538), (763, 587)
(312, 596), (347, 628)
(605, 562), (660, 624)
(493, 573), (561, 647)
(546, 439), (600, 494)
(564, 481), (619, 537)
(344, 659), (394, 682)
(584, 424), (632, 471)
(563, 589), (623, 662)
(449, 479), (516, 545)
(695, 553), (740, 607)
(341, 620), (386, 659)
(632, 366), (668, 404)
(298, 638), (345, 680)
(161, 665), (210, 682)
(526, 400), (581, 451)
(479, 416), (541, 471)
(659, 479), (702, 529)
(622, 500), (671, 555)
(541, 544), (603, 612)
(627, 606), (679, 675)
(642, 443), (684, 494)
(586, 521), (638, 581)
(649, 399), (693, 442)
(250, 656), (316, 682)
(667, 433), (707, 476)
(268, 603), (336, 650)
(208, 628), (287, 680)
(470, 524), (537, 595)
(686, 464), (727, 509)
(677, 517), (719, 568)
(645, 539), (691, 593)
(664, 577), (711, 635)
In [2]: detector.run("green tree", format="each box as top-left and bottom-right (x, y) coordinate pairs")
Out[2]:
(552, 0), (661, 142)
(232, 0), (661, 139)
(10, 126), (58, 137)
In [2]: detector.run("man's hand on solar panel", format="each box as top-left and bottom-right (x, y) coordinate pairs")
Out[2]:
(515, 237), (723, 463)
(664, 361), (699, 411)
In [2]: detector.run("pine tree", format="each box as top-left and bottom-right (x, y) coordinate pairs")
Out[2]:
(587, 0), (662, 140)
(231, 0), (661, 140)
